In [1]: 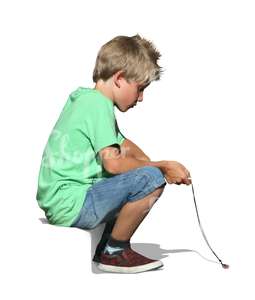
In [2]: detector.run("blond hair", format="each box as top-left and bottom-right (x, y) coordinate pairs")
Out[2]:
(92, 34), (163, 85)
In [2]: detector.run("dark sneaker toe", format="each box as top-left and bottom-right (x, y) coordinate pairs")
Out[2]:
(97, 248), (163, 274)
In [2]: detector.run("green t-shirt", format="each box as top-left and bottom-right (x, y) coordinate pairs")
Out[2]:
(36, 87), (125, 226)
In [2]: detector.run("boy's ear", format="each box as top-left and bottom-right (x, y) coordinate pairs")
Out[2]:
(113, 70), (125, 88)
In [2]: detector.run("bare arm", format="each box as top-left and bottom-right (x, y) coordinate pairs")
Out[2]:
(99, 145), (191, 185)
(120, 138), (151, 162)
(99, 145), (163, 174)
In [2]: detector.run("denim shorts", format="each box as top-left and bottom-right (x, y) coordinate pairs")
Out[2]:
(70, 166), (166, 230)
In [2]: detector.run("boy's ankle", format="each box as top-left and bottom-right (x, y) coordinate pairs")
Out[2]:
(111, 232), (132, 242)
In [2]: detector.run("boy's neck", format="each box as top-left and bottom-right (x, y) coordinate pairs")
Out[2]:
(94, 79), (115, 104)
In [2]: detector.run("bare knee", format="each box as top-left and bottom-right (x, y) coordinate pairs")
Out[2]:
(126, 183), (166, 214)
(143, 184), (166, 212)
(154, 183), (166, 197)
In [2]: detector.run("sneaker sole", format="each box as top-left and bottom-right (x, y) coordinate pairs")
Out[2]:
(96, 260), (163, 274)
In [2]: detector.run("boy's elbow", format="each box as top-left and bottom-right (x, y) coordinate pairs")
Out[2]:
(99, 146), (122, 175)
(103, 159), (119, 175)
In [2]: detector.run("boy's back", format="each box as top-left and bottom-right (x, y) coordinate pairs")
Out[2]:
(36, 87), (125, 226)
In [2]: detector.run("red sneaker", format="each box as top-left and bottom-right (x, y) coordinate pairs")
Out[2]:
(97, 248), (163, 273)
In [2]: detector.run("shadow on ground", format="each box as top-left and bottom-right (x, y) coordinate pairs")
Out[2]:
(39, 217), (215, 274)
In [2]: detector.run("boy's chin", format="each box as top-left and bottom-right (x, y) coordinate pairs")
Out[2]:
(116, 105), (129, 112)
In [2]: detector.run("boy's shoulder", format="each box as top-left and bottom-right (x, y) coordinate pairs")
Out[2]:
(69, 87), (92, 100)
(66, 87), (114, 119)
(69, 87), (111, 106)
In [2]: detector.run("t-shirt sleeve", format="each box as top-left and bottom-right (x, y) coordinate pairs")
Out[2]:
(115, 119), (126, 145)
(83, 99), (122, 155)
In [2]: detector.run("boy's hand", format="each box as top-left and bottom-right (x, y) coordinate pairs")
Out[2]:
(161, 161), (191, 185)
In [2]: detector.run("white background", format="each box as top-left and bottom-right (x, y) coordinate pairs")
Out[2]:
(1, 0), (255, 299)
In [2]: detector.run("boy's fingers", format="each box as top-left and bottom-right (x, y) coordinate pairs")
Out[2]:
(184, 168), (191, 178)
(184, 177), (192, 185)
(183, 168), (192, 183)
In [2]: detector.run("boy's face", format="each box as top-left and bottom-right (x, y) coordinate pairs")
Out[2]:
(113, 74), (150, 112)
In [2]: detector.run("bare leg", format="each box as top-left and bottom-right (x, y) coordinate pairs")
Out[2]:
(93, 217), (118, 261)
(111, 186), (165, 241)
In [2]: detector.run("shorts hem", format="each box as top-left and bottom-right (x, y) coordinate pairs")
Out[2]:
(128, 178), (166, 202)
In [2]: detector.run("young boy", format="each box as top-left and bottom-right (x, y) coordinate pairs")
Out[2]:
(36, 34), (191, 274)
